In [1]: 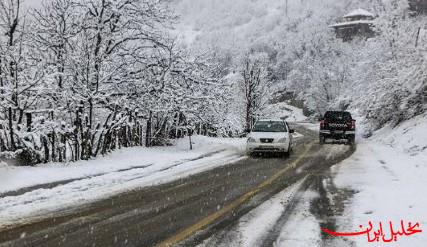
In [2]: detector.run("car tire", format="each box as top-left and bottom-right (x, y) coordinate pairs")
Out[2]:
(347, 135), (355, 145)
(283, 144), (291, 158)
(282, 151), (290, 158)
(319, 135), (326, 145)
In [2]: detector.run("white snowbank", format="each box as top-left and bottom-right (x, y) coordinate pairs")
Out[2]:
(298, 122), (319, 132)
(0, 136), (244, 194)
(262, 102), (308, 123)
(0, 136), (246, 228)
(332, 113), (427, 246)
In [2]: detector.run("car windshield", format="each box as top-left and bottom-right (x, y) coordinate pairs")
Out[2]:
(252, 121), (287, 132)
(324, 111), (352, 121)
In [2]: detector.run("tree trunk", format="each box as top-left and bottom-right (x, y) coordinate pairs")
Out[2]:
(26, 112), (32, 132)
(8, 107), (16, 150)
(145, 111), (152, 147)
(188, 128), (193, 150)
(51, 132), (56, 162)
(43, 135), (49, 163)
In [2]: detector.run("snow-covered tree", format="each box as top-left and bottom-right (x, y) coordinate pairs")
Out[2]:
(0, 0), (232, 164)
(239, 52), (271, 130)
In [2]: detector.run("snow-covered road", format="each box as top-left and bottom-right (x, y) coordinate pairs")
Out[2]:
(0, 126), (325, 247)
(198, 179), (322, 247)
(197, 143), (352, 247)
(198, 114), (427, 247)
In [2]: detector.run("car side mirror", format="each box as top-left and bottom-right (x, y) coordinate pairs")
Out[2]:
(245, 128), (251, 133)
(289, 129), (295, 134)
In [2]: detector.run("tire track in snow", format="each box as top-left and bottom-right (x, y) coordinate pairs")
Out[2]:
(259, 175), (314, 246)
(198, 177), (310, 247)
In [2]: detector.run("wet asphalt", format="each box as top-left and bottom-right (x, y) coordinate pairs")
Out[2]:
(0, 125), (355, 247)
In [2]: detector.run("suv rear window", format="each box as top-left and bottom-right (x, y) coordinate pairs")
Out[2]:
(252, 121), (287, 132)
(324, 111), (352, 121)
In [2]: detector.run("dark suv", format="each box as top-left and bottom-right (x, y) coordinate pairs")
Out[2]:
(319, 111), (356, 144)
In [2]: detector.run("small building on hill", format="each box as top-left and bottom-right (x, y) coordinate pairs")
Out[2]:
(409, 0), (427, 14)
(331, 8), (376, 41)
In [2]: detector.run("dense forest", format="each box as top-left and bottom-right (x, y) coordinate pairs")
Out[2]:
(0, 0), (236, 164)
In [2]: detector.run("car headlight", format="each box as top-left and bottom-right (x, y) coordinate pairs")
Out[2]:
(247, 137), (256, 143)
(278, 137), (287, 143)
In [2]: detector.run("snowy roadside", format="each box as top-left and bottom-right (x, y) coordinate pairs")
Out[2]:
(0, 136), (244, 195)
(331, 113), (427, 246)
(0, 136), (246, 228)
(263, 102), (308, 123)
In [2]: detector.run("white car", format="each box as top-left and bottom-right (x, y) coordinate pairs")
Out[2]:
(246, 119), (294, 157)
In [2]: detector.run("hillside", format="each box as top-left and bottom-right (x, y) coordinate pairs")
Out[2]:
(172, 0), (427, 133)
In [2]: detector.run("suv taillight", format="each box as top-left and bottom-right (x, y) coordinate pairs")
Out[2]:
(350, 120), (356, 130)
(320, 120), (326, 128)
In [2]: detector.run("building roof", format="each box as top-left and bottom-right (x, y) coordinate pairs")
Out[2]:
(343, 8), (375, 18)
(330, 20), (374, 28)
(257, 118), (286, 122)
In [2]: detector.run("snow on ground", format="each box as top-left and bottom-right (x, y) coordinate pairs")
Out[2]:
(275, 190), (321, 247)
(172, 0), (287, 51)
(298, 122), (319, 131)
(0, 136), (244, 194)
(262, 102), (308, 123)
(199, 180), (308, 247)
(235, 181), (309, 247)
(331, 113), (427, 246)
(0, 136), (246, 228)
